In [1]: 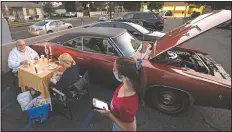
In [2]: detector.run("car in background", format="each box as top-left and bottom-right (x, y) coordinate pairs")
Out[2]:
(28, 20), (73, 36)
(217, 20), (231, 30)
(99, 14), (109, 21)
(119, 12), (165, 31)
(165, 10), (172, 16)
(65, 12), (76, 17)
(30, 10), (231, 115)
(86, 21), (165, 42)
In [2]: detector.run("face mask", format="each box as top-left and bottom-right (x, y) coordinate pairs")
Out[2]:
(113, 71), (122, 82)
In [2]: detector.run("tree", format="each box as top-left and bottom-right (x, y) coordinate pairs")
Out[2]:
(122, 2), (142, 11)
(185, 2), (231, 10)
(42, 2), (55, 18)
(147, 2), (164, 12)
(63, 2), (77, 12)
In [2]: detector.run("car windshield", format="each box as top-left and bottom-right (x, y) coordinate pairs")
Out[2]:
(129, 23), (150, 34)
(112, 32), (142, 56)
(34, 21), (48, 26)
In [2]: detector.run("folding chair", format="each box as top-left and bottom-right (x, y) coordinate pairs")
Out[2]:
(49, 71), (90, 120)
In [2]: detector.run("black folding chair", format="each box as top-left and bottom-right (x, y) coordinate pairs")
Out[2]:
(49, 71), (90, 120)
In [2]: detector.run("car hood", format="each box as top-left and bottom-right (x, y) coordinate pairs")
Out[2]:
(150, 10), (231, 59)
(145, 31), (166, 37)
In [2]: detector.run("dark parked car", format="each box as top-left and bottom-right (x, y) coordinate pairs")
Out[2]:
(165, 10), (172, 16)
(118, 12), (164, 31)
(86, 21), (166, 42)
(30, 10), (231, 114)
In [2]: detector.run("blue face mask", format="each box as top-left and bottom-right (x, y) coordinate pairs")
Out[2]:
(113, 72), (122, 82)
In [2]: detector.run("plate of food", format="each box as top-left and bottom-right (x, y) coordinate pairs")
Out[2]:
(48, 63), (57, 70)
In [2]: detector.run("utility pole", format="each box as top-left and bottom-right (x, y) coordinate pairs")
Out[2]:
(109, 2), (112, 19)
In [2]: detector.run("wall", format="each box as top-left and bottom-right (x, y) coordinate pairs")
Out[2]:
(90, 11), (101, 16)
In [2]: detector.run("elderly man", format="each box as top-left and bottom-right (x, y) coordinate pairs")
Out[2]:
(8, 40), (39, 90)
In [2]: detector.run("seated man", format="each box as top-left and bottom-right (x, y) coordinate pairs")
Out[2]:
(8, 40), (39, 90)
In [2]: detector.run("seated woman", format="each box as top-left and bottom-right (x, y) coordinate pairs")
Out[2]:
(49, 53), (81, 93)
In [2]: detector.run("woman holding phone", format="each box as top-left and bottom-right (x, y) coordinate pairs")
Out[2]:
(95, 57), (143, 131)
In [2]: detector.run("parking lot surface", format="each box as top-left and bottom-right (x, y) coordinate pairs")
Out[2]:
(2, 18), (231, 131)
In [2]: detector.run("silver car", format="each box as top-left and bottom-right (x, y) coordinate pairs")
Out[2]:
(28, 20), (73, 36)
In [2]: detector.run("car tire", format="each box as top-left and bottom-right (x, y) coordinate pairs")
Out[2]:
(47, 30), (53, 34)
(146, 87), (190, 114)
(68, 26), (72, 29)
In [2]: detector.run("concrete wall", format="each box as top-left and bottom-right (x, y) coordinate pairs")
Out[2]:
(90, 11), (101, 16)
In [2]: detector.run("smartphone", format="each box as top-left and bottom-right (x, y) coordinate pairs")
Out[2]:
(92, 98), (109, 110)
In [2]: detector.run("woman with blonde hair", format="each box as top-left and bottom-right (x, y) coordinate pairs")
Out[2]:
(50, 53), (80, 92)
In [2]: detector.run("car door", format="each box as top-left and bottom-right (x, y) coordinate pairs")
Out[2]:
(82, 36), (120, 84)
(115, 23), (144, 40)
(49, 21), (58, 32)
(57, 21), (67, 31)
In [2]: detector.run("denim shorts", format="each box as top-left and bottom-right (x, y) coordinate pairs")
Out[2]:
(112, 119), (136, 131)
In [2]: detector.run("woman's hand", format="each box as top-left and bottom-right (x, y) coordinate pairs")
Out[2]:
(94, 107), (111, 117)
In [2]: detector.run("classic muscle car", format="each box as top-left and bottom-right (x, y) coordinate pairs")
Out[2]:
(30, 10), (231, 114)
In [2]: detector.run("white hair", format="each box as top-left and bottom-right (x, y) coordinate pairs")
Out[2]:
(16, 39), (25, 46)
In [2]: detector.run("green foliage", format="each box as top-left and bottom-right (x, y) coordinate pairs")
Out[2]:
(43, 2), (55, 15)
(147, 2), (164, 11)
(122, 2), (141, 11)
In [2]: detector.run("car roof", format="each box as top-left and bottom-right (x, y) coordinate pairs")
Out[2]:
(49, 27), (127, 43)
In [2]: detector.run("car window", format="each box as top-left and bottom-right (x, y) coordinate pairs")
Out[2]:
(56, 21), (63, 25)
(93, 23), (114, 27)
(83, 37), (117, 55)
(134, 13), (156, 19)
(34, 21), (48, 26)
(49, 21), (57, 26)
(123, 14), (133, 19)
(115, 23), (135, 32)
(112, 32), (142, 56)
(63, 37), (82, 50)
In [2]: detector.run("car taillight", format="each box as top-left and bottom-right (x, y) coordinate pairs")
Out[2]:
(160, 19), (164, 23)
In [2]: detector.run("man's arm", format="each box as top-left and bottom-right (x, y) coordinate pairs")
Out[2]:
(8, 51), (20, 69)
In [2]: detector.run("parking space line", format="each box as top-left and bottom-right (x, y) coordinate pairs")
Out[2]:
(20, 121), (33, 131)
(78, 110), (95, 131)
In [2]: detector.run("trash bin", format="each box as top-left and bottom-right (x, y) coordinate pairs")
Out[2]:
(25, 104), (49, 123)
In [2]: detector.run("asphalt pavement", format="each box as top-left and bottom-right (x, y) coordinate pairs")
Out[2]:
(2, 18), (231, 131)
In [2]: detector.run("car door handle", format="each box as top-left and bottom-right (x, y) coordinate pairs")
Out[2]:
(77, 57), (84, 60)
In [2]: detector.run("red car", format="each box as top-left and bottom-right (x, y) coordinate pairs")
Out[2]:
(30, 10), (231, 114)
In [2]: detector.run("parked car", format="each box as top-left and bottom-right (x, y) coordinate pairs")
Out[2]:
(99, 14), (109, 21)
(86, 21), (165, 42)
(217, 20), (231, 30)
(30, 10), (231, 114)
(165, 10), (172, 16)
(28, 20), (73, 36)
(65, 12), (76, 17)
(119, 12), (164, 31)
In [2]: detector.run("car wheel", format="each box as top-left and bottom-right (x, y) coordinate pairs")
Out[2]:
(147, 87), (190, 114)
(138, 21), (143, 26)
(47, 30), (53, 34)
(68, 26), (72, 29)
